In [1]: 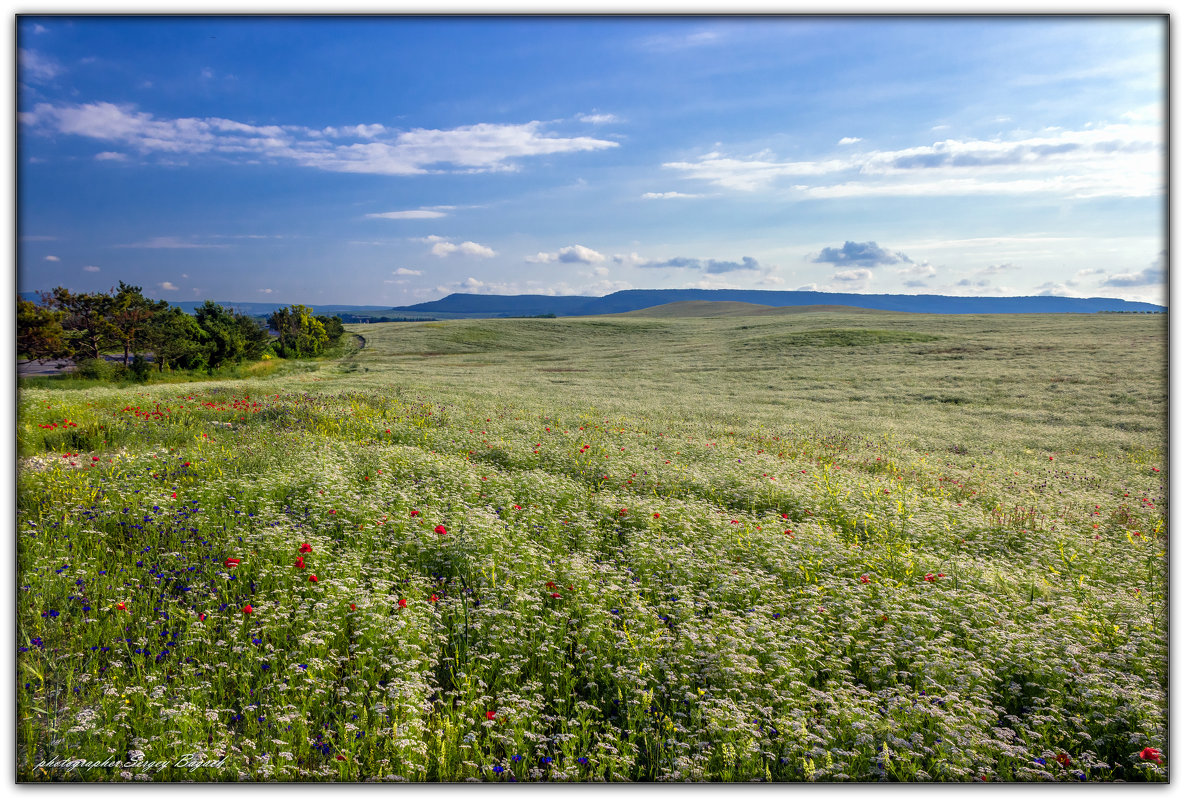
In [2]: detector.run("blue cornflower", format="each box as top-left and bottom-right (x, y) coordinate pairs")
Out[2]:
(1034, 757), (1046, 766)
(492, 765), (504, 774)
(577, 757), (589, 766)
(511, 755), (522, 763)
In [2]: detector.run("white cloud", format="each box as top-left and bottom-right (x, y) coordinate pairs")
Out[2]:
(83, 265), (100, 272)
(259, 288), (274, 294)
(641, 191), (702, 199)
(114, 236), (226, 249)
(394, 267), (422, 276)
(639, 29), (721, 52)
(977, 263), (1018, 275)
(366, 208), (448, 220)
(1101, 253), (1165, 288)
(612, 252), (649, 267)
(20, 102), (619, 176)
(20, 49), (61, 81)
(837, 137), (862, 145)
(429, 239), (496, 258)
(664, 152), (852, 192)
(94, 151), (127, 161)
(527, 245), (607, 264)
(158, 281), (179, 291)
(832, 268), (874, 284)
(665, 116), (1163, 199)
(44, 255), (59, 262)
(577, 113), (620, 124)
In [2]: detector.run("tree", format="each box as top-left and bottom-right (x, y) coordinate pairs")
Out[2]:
(111, 282), (169, 366)
(46, 287), (117, 361)
(17, 297), (71, 362)
(147, 307), (211, 372)
(316, 315), (345, 347)
(193, 300), (249, 367)
(268, 305), (329, 358)
(236, 312), (272, 361)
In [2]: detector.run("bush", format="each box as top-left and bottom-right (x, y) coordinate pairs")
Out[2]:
(75, 358), (117, 381)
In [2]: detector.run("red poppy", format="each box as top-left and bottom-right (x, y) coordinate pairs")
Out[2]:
(485, 710), (497, 720)
(550, 592), (562, 599)
(1140, 747), (1162, 763)
(350, 603), (356, 611)
(546, 581), (557, 589)
(653, 512), (661, 519)
(859, 575), (870, 584)
(410, 510), (420, 517)
(224, 558), (241, 568)
(429, 594), (439, 603)
(618, 508), (627, 516)
(294, 556), (306, 570)
(329, 510), (336, 515)
(116, 602), (127, 611)
(199, 613), (206, 622)
(243, 605), (253, 615)
(309, 575), (318, 583)
(398, 598), (407, 608)
(299, 543), (313, 554)
(434, 524), (448, 535)
(924, 573), (936, 582)
(336, 755), (346, 761)
(1055, 753), (1070, 767)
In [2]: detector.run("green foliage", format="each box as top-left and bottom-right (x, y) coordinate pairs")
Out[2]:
(269, 304), (331, 358)
(17, 297), (71, 361)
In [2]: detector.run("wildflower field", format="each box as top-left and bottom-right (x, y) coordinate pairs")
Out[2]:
(17, 309), (1167, 782)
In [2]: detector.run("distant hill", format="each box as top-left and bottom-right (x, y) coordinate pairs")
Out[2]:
(21, 287), (1164, 319)
(393, 288), (1165, 316)
(614, 301), (889, 318)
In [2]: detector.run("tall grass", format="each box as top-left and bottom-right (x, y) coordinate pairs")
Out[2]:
(17, 311), (1166, 782)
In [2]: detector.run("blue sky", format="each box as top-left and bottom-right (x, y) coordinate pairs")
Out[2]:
(17, 15), (1166, 306)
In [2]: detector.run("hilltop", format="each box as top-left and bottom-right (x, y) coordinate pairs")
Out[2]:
(392, 288), (1164, 317)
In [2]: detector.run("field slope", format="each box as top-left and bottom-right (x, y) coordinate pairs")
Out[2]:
(17, 311), (1166, 782)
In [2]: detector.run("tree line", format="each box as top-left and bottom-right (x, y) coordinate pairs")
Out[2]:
(18, 283), (344, 377)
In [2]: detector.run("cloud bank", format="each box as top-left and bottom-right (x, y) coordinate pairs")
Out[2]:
(20, 102), (619, 176)
(665, 118), (1163, 199)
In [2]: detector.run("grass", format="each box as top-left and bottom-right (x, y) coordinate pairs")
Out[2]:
(16, 310), (1166, 782)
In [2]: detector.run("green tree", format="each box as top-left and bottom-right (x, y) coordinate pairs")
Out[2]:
(111, 282), (169, 366)
(147, 307), (211, 372)
(17, 297), (71, 362)
(46, 286), (117, 361)
(236, 312), (272, 361)
(193, 301), (248, 367)
(316, 314), (345, 347)
(268, 305), (329, 358)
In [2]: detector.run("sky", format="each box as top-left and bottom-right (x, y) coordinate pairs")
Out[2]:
(16, 14), (1167, 307)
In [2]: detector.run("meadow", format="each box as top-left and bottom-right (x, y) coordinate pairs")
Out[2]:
(16, 308), (1167, 782)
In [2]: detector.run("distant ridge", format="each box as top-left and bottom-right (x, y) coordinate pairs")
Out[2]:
(20, 288), (1164, 318)
(613, 301), (888, 318)
(392, 288), (1164, 316)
